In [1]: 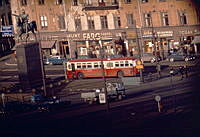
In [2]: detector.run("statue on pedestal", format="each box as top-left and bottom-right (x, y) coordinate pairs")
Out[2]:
(12, 9), (37, 41)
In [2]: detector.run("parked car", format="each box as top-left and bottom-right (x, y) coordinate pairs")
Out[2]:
(132, 53), (161, 63)
(44, 56), (67, 65)
(167, 53), (196, 62)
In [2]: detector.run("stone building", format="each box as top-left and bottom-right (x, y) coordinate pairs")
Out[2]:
(0, 0), (15, 57)
(10, 0), (200, 58)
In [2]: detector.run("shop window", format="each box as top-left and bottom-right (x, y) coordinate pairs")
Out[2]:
(84, 0), (92, 5)
(161, 12), (169, 26)
(98, 0), (105, 6)
(112, 0), (118, 4)
(56, 0), (62, 5)
(124, 0), (131, 4)
(179, 11), (187, 25)
(21, 0), (27, 6)
(141, 0), (148, 3)
(40, 15), (48, 28)
(114, 16), (121, 28)
(72, 0), (78, 6)
(144, 13), (151, 27)
(100, 16), (108, 29)
(80, 47), (87, 55)
(39, 0), (45, 5)
(87, 16), (95, 30)
(75, 16), (82, 31)
(58, 16), (66, 29)
(126, 14), (134, 27)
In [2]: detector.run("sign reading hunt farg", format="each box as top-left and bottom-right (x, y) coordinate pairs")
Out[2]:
(1, 26), (13, 37)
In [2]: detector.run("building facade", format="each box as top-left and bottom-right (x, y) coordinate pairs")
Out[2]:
(10, 0), (200, 58)
(0, 0), (15, 57)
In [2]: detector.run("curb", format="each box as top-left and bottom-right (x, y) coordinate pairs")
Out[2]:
(0, 54), (13, 62)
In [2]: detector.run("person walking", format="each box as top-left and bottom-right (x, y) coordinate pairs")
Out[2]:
(157, 63), (161, 78)
(179, 66), (184, 80)
(184, 65), (188, 78)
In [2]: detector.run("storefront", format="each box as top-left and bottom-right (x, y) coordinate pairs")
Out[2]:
(141, 25), (200, 58)
(38, 29), (138, 59)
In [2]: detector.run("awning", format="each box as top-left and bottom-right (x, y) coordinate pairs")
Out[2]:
(191, 36), (200, 44)
(41, 40), (56, 49)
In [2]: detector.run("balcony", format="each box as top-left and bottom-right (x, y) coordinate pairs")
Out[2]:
(82, 2), (119, 11)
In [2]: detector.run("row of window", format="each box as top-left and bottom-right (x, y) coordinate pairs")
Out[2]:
(68, 60), (135, 70)
(40, 11), (187, 30)
(19, 0), (184, 6)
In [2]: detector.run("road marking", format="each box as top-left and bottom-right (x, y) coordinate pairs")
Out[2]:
(5, 62), (17, 66)
(46, 74), (64, 77)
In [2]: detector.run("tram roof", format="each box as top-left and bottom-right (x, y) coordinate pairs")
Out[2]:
(68, 57), (137, 62)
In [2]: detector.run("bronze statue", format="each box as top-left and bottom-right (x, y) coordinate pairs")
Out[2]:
(12, 9), (37, 41)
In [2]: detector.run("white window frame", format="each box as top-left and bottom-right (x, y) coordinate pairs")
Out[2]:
(40, 15), (48, 28)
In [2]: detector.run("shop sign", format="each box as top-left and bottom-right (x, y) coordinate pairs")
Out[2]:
(157, 31), (173, 37)
(1, 25), (13, 37)
(127, 32), (137, 38)
(179, 30), (193, 35)
(143, 30), (173, 38)
(82, 32), (113, 40)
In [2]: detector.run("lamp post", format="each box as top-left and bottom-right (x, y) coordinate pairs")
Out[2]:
(99, 40), (110, 113)
(136, 26), (144, 82)
(150, 10), (160, 78)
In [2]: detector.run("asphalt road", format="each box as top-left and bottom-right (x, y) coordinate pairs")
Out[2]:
(0, 71), (199, 137)
(0, 55), (199, 137)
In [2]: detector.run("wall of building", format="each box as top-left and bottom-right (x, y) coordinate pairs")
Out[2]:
(9, 0), (200, 58)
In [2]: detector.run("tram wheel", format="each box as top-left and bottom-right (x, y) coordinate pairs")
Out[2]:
(117, 71), (124, 78)
(77, 72), (84, 79)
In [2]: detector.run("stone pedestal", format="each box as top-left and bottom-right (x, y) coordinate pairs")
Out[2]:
(16, 42), (43, 90)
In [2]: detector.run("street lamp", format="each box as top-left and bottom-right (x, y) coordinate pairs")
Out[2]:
(170, 68), (176, 112)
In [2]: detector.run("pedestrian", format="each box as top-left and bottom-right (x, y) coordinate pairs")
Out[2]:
(170, 67), (174, 76)
(157, 63), (161, 78)
(179, 66), (184, 80)
(184, 65), (188, 78)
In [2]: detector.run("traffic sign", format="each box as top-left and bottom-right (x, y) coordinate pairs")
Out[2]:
(1, 25), (13, 37)
(155, 95), (161, 102)
(99, 93), (106, 104)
